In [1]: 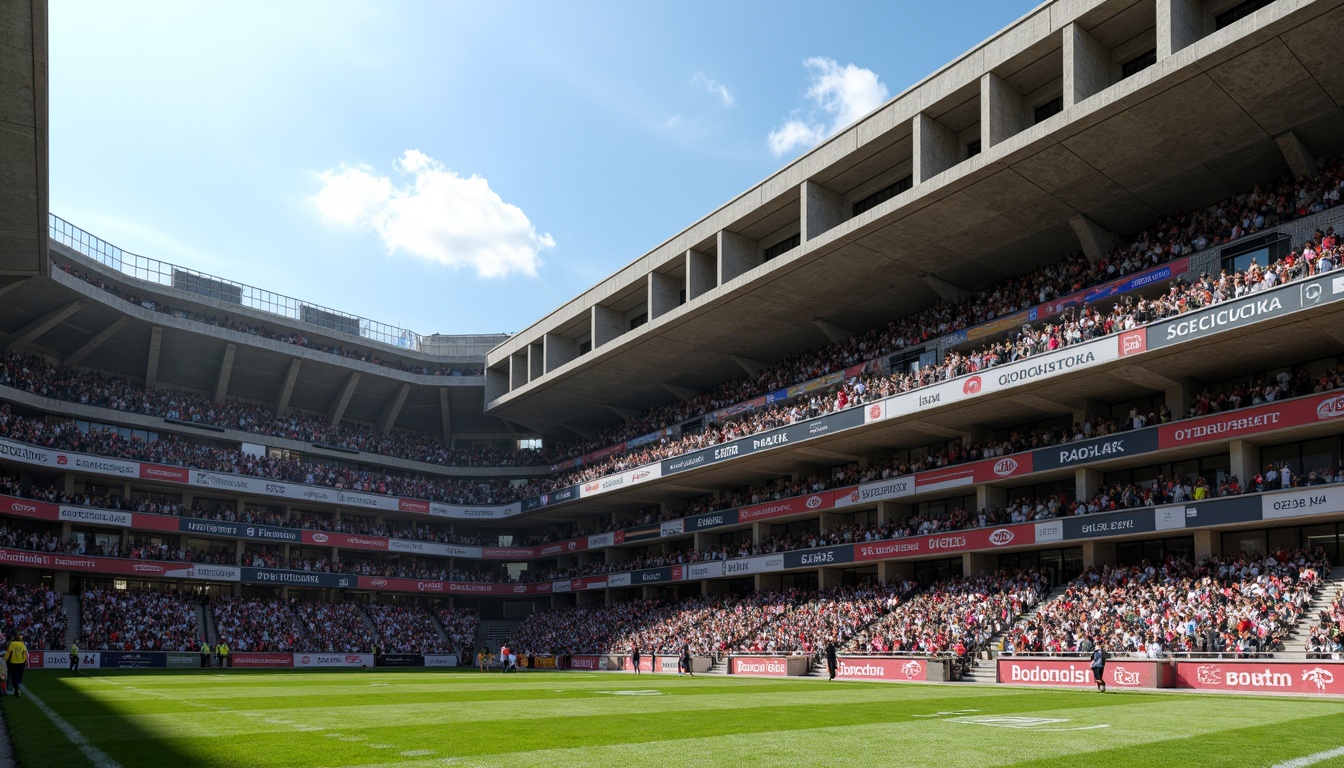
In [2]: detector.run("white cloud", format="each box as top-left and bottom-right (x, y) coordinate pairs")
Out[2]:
(312, 150), (555, 278)
(692, 72), (734, 106)
(768, 57), (889, 157)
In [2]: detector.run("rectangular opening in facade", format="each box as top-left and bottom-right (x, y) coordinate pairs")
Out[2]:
(1214, 0), (1277, 30)
(1121, 48), (1156, 78)
(917, 80), (979, 182)
(720, 185), (800, 283)
(985, 31), (1063, 146)
(762, 234), (800, 262)
(1033, 96), (1063, 124)
(1072, 0), (1156, 98)
(851, 175), (912, 217)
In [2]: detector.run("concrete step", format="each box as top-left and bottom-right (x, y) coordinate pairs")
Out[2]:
(62, 593), (80, 649)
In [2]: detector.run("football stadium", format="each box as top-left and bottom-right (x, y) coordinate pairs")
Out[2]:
(5, 0), (1344, 766)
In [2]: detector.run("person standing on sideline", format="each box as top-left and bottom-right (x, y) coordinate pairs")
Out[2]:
(825, 641), (838, 681)
(5, 633), (28, 697)
(69, 641), (79, 673)
(632, 646), (641, 674)
(200, 638), (210, 669)
(218, 641), (230, 669)
(681, 645), (693, 678)
(1090, 642), (1107, 693)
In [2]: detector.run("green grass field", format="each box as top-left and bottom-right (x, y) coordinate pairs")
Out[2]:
(5, 669), (1344, 768)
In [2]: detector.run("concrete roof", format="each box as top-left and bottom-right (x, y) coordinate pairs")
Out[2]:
(0, 0), (47, 282)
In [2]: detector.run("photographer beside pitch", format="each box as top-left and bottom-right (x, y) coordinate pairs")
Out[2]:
(4, 633), (27, 697)
(1091, 642), (1107, 693)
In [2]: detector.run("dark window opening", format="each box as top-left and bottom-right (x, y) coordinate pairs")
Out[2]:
(1216, 0), (1276, 30)
(1121, 49), (1157, 79)
(578, 340), (591, 355)
(629, 313), (647, 330)
(851, 175), (913, 217)
(678, 288), (686, 306)
(763, 234), (800, 262)
(966, 140), (981, 159)
(1033, 96), (1063, 124)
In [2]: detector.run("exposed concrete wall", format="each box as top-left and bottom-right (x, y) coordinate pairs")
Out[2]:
(801, 180), (844, 242)
(1275, 131), (1319, 179)
(485, 366), (508, 403)
(981, 72), (1029, 149)
(527, 342), (543, 381)
(1064, 22), (1113, 107)
(542, 333), (576, 373)
(1159, 0), (1205, 59)
(591, 304), (624, 349)
(1069, 215), (1120, 264)
(718, 230), (758, 285)
(509, 352), (527, 389)
(686, 249), (716, 301)
(913, 112), (960, 184)
(0, 0), (48, 279)
(648, 271), (680, 320)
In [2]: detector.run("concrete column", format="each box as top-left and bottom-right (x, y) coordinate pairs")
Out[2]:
(213, 343), (236, 403)
(648, 271), (680, 320)
(913, 113), (960, 184)
(878, 560), (915, 584)
(485, 366), (508, 403)
(876, 502), (910, 527)
(801, 180), (843, 242)
(1229, 441), (1260, 488)
(145, 326), (163, 388)
(921, 274), (971, 302)
(1063, 23), (1112, 107)
(326, 371), (361, 425)
(1082, 539), (1116, 569)
(438, 387), (453, 442)
(1193, 529), (1220, 560)
(687, 249), (716, 300)
(1165, 379), (1193, 420)
(542, 333), (577, 373)
(53, 571), (70, 594)
(1076, 468), (1103, 502)
(718, 230), (758, 285)
(751, 522), (764, 545)
(375, 383), (411, 434)
(64, 316), (129, 366)
(813, 319), (852, 345)
(591, 305), (623, 349)
(274, 358), (301, 416)
(981, 72), (1029, 148)
(663, 382), (698, 401)
(527, 342), (544, 381)
(1069, 215), (1120, 265)
(964, 552), (996, 577)
(977, 485), (1008, 513)
(1158, 0), (1205, 59)
(1275, 131), (1319, 179)
(509, 352), (528, 389)
(817, 568), (842, 590)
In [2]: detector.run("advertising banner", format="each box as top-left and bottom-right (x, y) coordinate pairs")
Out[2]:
(1148, 273), (1337, 350)
(1032, 431), (1159, 472)
(100, 652), (168, 669)
(835, 477), (914, 507)
(300, 531), (385, 550)
(730, 656), (793, 676)
(1262, 485), (1344, 521)
(1180, 496), (1262, 527)
(241, 568), (353, 589)
(58, 506), (132, 527)
(1172, 661), (1344, 694)
(782, 545), (853, 569)
(686, 509), (739, 531)
(31, 652), (99, 670)
(183, 518), (300, 543)
(659, 520), (685, 537)
(1061, 509), (1156, 540)
(739, 492), (835, 524)
(294, 653), (374, 668)
(568, 655), (604, 671)
(0, 496), (58, 522)
(375, 654), (422, 667)
(389, 539), (481, 559)
(685, 561), (725, 580)
(167, 653), (200, 669)
(835, 657), (936, 682)
(606, 573), (632, 588)
(852, 524), (1035, 562)
(587, 532), (616, 549)
(230, 653), (293, 668)
(723, 554), (784, 577)
(423, 655), (460, 668)
(997, 658), (1167, 689)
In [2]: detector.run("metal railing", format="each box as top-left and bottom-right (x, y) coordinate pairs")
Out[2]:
(48, 214), (430, 352)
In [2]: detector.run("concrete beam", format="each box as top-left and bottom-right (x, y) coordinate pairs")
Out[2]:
(145, 326), (163, 389)
(730, 355), (767, 377)
(648, 271), (681, 320)
(274, 358), (302, 416)
(606, 404), (639, 421)
(718, 230), (758, 285)
(813, 319), (853, 345)
(1063, 22), (1112, 108)
(63, 316), (128, 366)
(913, 112), (959, 184)
(1275, 131), (1319, 179)
(981, 72), (1029, 149)
(563, 423), (594, 439)
(2, 300), (82, 351)
(687, 249), (716, 301)
(1110, 364), (1188, 390)
(1069, 215), (1119, 265)
(801, 180), (843, 242)
(1012, 392), (1075, 415)
(439, 387), (453, 442)
(0, 278), (31, 301)
(327, 371), (361, 425)
(662, 382), (699, 400)
(213, 343), (236, 403)
(903, 420), (964, 439)
(920, 273), (971, 302)
(376, 382), (411, 434)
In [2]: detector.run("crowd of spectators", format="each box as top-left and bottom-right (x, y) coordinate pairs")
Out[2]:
(844, 571), (1048, 671)
(1305, 588), (1344, 658)
(211, 596), (302, 653)
(364, 603), (451, 653)
(292, 602), (376, 653)
(436, 608), (479, 654)
(54, 261), (484, 378)
(1002, 550), (1328, 658)
(0, 581), (66, 650)
(732, 582), (917, 657)
(80, 588), (199, 651)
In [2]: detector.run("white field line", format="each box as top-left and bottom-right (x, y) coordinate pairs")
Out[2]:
(25, 689), (123, 768)
(1272, 746), (1344, 768)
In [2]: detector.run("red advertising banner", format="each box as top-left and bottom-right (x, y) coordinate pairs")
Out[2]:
(535, 538), (588, 556)
(1173, 661), (1344, 695)
(0, 549), (197, 577)
(138, 464), (189, 483)
(354, 576), (550, 595)
(853, 523), (1035, 562)
(397, 499), (430, 514)
(301, 531), (389, 551)
(482, 546), (541, 559)
(0, 497), (58, 521)
(1158, 391), (1344, 449)
(972, 453), (1034, 483)
(836, 657), (932, 682)
(730, 656), (791, 676)
(568, 655), (604, 670)
(231, 653), (294, 669)
(997, 658), (1168, 689)
(130, 513), (182, 533)
(738, 492), (835, 523)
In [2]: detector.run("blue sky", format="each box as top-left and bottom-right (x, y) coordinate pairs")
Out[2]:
(49, 1), (1033, 338)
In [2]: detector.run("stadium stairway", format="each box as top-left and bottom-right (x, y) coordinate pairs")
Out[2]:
(62, 593), (80, 648)
(199, 602), (216, 645)
(1271, 565), (1344, 660)
(704, 658), (728, 676)
(428, 613), (450, 646)
(477, 619), (522, 653)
